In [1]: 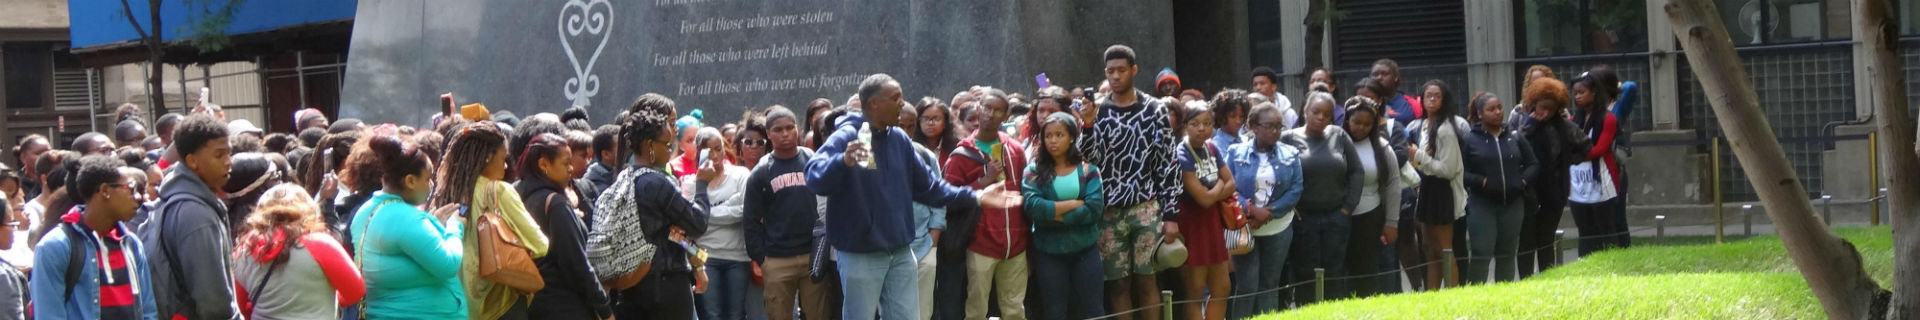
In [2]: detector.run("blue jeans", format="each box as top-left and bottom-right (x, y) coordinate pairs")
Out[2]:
(701, 258), (769, 320)
(1031, 247), (1104, 320)
(1228, 228), (1292, 320)
(1289, 210), (1350, 305)
(837, 247), (919, 320)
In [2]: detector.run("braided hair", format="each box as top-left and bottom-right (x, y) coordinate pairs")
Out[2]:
(621, 94), (678, 167)
(432, 122), (507, 208)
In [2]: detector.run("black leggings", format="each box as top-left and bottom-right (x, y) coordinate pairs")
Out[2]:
(1518, 195), (1564, 278)
(1570, 198), (1626, 256)
(1342, 207), (1385, 298)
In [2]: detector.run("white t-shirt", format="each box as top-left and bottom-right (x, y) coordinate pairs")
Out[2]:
(1355, 138), (1381, 213)
(1263, 92), (1301, 130)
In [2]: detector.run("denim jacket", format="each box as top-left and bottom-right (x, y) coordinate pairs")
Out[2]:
(32, 221), (160, 320)
(1226, 139), (1304, 236)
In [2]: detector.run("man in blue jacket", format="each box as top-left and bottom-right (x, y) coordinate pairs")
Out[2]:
(808, 74), (1007, 320)
(33, 156), (158, 319)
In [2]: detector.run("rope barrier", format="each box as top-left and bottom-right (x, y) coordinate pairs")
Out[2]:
(1070, 224), (1679, 320)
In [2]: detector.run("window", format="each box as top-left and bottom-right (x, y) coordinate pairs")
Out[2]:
(1246, 0), (1282, 75)
(4, 43), (51, 110)
(1903, 0), (1919, 35)
(1518, 0), (1648, 57)
(1714, 0), (1850, 45)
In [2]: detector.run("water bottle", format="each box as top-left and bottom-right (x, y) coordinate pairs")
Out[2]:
(858, 123), (876, 169)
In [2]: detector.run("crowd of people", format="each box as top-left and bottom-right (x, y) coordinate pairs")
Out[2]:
(0, 43), (1639, 320)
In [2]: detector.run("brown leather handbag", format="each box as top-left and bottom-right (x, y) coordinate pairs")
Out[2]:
(475, 191), (546, 293)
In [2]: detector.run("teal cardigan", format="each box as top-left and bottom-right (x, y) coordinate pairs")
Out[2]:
(350, 192), (467, 319)
(1020, 164), (1105, 255)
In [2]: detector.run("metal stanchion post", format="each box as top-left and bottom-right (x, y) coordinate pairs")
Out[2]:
(1742, 205), (1754, 237)
(1160, 290), (1173, 320)
(1711, 137), (1723, 242)
(1313, 268), (1326, 303)
(1878, 188), (1889, 227)
(1821, 195), (1833, 226)
(1870, 132), (1880, 226)
(1654, 215), (1665, 241)
(1553, 230), (1566, 266)
(1441, 249), (1457, 288)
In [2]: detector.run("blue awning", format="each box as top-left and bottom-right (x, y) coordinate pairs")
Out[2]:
(67, 0), (355, 50)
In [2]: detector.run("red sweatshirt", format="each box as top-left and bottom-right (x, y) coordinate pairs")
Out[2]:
(1584, 113), (1621, 192)
(943, 133), (1030, 259)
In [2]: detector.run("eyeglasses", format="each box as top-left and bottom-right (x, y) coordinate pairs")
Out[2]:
(921, 115), (943, 123)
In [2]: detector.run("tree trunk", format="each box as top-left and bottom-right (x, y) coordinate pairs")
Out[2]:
(147, 0), (167, 114)
(1664, 0), (1888, 319)
(1858, 0), (1920, 318)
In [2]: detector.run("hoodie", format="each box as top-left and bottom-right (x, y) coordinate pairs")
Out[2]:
(1463, 125), (1540, 203)
(943, 133), (1029, 259)
(32, 212), (159, 320)
(517, 174), (613, 319)
(807, 113), (976, 253)
(143, 165), (242, 320)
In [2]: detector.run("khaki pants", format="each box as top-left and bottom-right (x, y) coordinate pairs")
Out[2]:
(965, 252), (1028, 320)
(763, 253), (831, 320)
(916, 251), (937, 320)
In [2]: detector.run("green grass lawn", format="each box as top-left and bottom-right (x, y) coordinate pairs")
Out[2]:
(1263, 227), (1893, 319)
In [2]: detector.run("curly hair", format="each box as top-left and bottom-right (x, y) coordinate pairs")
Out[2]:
(1210, 89), (1250, 130)
(413, 131), (447, 164)
(263, 133), (297, 154)
(172, 114), (230, 156)
(71, 155), (126, 204)
(237, 184), (328, 266)
(432, 122), (507, 208)
(1524, 65), (1557, 88)
(229, 131), (264, 154)
(620, 94), (678, 160)
(1522, 77), (1570, 118)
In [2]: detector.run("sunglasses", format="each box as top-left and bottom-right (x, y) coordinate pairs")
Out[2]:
(740, 139), (769, 148)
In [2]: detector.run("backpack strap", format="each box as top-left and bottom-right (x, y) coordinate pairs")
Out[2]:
(950, 146), (986, 166)
(61, 223), (84, 300)
(153, 193), (213, 314)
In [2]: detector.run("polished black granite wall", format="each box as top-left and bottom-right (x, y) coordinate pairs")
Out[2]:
(340, 0), (1176, 126)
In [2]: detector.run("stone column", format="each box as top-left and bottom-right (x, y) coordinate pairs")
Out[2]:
(1465, 0), (1515, 103)
(1647, 0), (1681, 130)
(1279, 0), (1309, 99)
